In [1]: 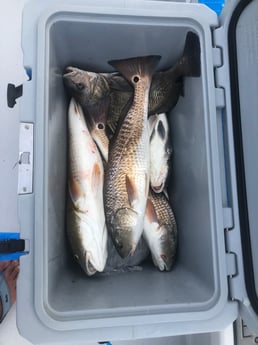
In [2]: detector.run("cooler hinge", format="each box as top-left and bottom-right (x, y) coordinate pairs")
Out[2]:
(225, 233), (239, 301)
(212, 27), (227, 105)
(223, 207), (234, 229)
(223, 207), (240, 300)
(213, 26), (224, 49)
(224, 223), (243, 301)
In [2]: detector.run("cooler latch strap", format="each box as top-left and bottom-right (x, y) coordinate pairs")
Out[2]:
(0, 240), (25, 254)
(0, 233), (29, 261)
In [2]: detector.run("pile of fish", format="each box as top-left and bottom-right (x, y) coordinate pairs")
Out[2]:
(63, 31), (200, 276)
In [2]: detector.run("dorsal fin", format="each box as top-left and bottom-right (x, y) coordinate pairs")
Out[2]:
(145, 196), (159, 224)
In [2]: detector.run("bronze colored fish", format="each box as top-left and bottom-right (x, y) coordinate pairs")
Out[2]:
(63, 67), (110, 161)
(63, 67), (110, 105)
(143, 189), (177, 271)
(106, 31), (200, 133)
(104, 55), (161, 259)
(62, 31), (200, 139)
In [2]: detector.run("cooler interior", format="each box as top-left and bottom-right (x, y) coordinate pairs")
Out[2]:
(44, 13), (219, 320)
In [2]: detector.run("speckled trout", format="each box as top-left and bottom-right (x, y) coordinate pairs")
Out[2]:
(104, 55), (161, 258)
(67, 98), (108, 275)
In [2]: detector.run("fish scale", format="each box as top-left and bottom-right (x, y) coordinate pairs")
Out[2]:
(143, 189), (177, 271)
(67, 98), (108, 275)
(104, 55), (160, 258)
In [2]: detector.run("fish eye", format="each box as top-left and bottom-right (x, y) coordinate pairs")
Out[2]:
(161, 254), (168, 261)
(133, 76), (139, 83)
(97, 123), (104, 130)
(77, 82), (85, 90)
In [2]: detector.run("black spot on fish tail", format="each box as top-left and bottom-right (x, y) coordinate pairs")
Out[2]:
(181, 31), (201, 77)
(98, 123), (104, 129)
(84, 96), (110, 132)
(108, 55), (161, 86)
(157, 120), (166, 140)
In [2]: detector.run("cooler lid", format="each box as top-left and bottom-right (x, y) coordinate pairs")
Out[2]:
(218, 0), (258, 333)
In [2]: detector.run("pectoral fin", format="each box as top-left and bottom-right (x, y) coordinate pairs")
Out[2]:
(145, 173), (149, 199)
(126, 175), (139, 208)
(145, 196), (159, 224)
(69, 178), (83, 204)
(69, 178), (86, 212)
(91, 163), (102, 191)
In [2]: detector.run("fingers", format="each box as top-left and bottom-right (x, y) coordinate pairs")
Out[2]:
(0, 261), (9, 272)
(3, 261), (19, 305)
(10, 263), (20, 281)
(4, 260), (20, 281)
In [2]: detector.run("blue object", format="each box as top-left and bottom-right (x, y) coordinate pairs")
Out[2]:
(25, 67), (32, 80)
(0, 233), (28, 261)
(199, 0), (224, 15)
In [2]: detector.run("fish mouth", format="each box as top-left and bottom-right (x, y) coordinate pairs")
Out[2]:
(85, 252), (97, 276)
(151, 183), (164, 194)
(114, 241), (136, 259)
(160, 254), (173, 272)
(152, 254), (171, 271)
(63, 66), (78, 77)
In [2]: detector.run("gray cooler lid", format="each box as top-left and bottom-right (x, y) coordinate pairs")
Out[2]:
(218, 0), (258, 333)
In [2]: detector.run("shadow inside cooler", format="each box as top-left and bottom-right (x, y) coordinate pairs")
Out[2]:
(46, 15), (217, 319)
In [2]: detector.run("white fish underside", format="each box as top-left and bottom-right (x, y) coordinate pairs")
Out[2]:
(67, 98), (107, 273)
(149, 113), (171, 193)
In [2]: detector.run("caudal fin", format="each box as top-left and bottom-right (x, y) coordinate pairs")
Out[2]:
(108, 55), (161, 86)
(181, 31), (201, 77)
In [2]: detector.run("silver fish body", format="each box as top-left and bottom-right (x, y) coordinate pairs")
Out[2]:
(149, 113), (172, 193)
(67, 98), (108, 275)
(104, 55), (161, 258)
(143, 189), (177, 271)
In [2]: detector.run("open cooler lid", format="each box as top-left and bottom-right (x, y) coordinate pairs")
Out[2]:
(217, 0), (258, 334)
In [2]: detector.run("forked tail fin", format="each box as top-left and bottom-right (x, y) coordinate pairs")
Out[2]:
(181, 31), (201, 77)
(108, 55), (161, 86)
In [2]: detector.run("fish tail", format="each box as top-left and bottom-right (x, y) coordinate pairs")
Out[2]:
(180, 31), (201, 77)
(108, 55), (161, 86)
